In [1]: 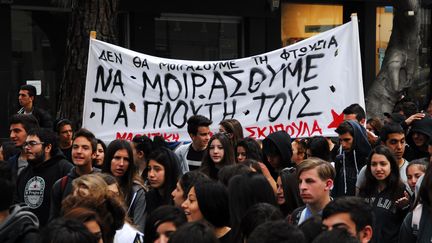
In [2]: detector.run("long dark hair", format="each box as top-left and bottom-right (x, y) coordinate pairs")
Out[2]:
(360, 145), (403, 198)
(417, 164), (432, 209)
(236, 137), (263, 162)
(195, 181), (230, 227)
(147, 147), (181, 203)
(219, 119), (244, 147)
(102, 139), (143, 205)
(279, 168), (303, 215)
(200, 133), (235, 180)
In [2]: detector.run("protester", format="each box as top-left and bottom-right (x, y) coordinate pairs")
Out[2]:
(0, 141), (20, 161)
(102, 139), (146, 231)
(312, 228), (360, 243)
(236, 137), (263, 163)
(171, 170), (209, 207)
(358, 145), (410, 243)
(333, 120), (371, 197)
(40, 218), (98, 243)
(175, 115), (212, 173)
(291, 138), (308, 165)
(218, 163), (252, 187)
(131, 135), (153, 177)
(404, 116), (432, 161)
(276, 167), (304, 216)
(168, 221), (219, 243)
(398, 164), (432, 242)
(228, 173), (276, 242)
(49, 128), (100, 221)
(0, 161), (39, 242)
(262, 130), (293, 179)
(182, 180), (232, 242)
(144, 205), (187, 243)
(219, 118), (244, 147)
(17, 84), (53, 129)
(405, 159), (427, 194)
(322, 196), (373, 243)
(94, 139), (106, 168)
(200, 133), (235, 180)
(54, 118), (74, 162)
(306, 136), (331, 162)
(146, 147), (181, 214)
(8, 114), (39, 180)
(16, 128), (73, 226)
(63, 207), (104, 243)
(239, 203), (284, 242)
(248, 220), (306, 243)
(289, 158), (335, 225)
(343, 103), (366, 125)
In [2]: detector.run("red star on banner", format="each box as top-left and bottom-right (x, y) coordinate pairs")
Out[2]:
(327, 109), (344, 128)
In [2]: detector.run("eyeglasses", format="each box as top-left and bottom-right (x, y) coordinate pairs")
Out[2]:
(23, 141), (44, 148)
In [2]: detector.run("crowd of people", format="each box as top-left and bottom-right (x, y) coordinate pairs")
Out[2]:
(1, 84), (432, 243)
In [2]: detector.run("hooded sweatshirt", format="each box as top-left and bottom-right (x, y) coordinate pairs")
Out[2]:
(262, 130), (293, 177)
(0, 204), (39, 243)
(404, 117), (432, 161)
(333, 120), (371, 197)
(15, 150), (73, 227)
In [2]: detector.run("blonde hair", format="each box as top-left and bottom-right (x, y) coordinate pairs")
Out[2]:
(71, 173), (108, 200)
(297, 157), (335, 181)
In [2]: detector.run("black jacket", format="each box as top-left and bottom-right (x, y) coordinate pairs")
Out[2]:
(333, 120), (371, 197)
(0, 204), (39, 243)
(262, 130), (293, 178)
(15, 150), (73, 227)
(404, 117), (432, 161)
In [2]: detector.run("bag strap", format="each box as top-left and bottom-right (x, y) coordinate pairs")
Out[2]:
(411, 204), (423, 236)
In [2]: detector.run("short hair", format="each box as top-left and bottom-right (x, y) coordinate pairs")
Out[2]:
(366, 117), (383, 134)
(144, 205), (187, 243)
(54, 118), (73, 133)
(0, 161), (14, 211)
(240, 203), (284, 241)
(335, 121), (354, 137)
(399, 101), (418, 117)
(379, 122), (404, 143)
(187, 115), (212, 135)
(195, 180), (230, 227)
(39, 218), (98, 243)
(178, 171), (210, 200)
(307, 136), (331, 162)
(27, 128), (59, 156)
(73, 128), (97, 152)
(322, 196), (373, 233)
(343, 104), (365, 122)
(297, 158), (335, 181)
(312, 228), (360, 243)
(9, 114), (39, 132)
(298, 216), (325, 243)
(248, 220), (306, 243)
(168, 221), (218, 243)
(20, 84), (36, 97)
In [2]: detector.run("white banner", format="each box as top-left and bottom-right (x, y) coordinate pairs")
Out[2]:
(83, 16), (364, 142)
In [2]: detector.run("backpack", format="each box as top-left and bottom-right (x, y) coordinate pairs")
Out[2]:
(60, 175), (69, 197)
(411, 204), (423, 236)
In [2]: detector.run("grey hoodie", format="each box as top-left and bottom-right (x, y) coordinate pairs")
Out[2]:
(0, 204), (39, 243)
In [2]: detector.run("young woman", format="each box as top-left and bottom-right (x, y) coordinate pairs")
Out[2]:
(94, 139), (106, 168)
(102, 139), (147, 232)
(219, 119), (244, 147)
(276, 168), (304, 216)
(235, 137), (263, 163)
(146, 147), (181, 214)
(171, 171), (209, 207)
(144, 205), (187, 243)
(399, 164), (432, 242)
(182, 180), (232, 243)
(359, 145), (410, 243)
(406, 159), (427, 194)
(200, 133), (235, 180)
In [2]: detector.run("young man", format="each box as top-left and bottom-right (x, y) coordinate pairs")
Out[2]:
(175, 115), (212, 173)
(8, 114), (39, 179)
(17, 84), (53, 129)
(0, 161), (39, 242)
(54, 118), (74, 163)
(49, 128), (99, 221)
(404, 117), (432, 161)
(289, 158), (335, 225)
(343, 103), (366, 126)
(16, 128), (73, 227)
(356, 123), (410, 193)
(322, 196), (373, 243)
(333, 121), (371, 197)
